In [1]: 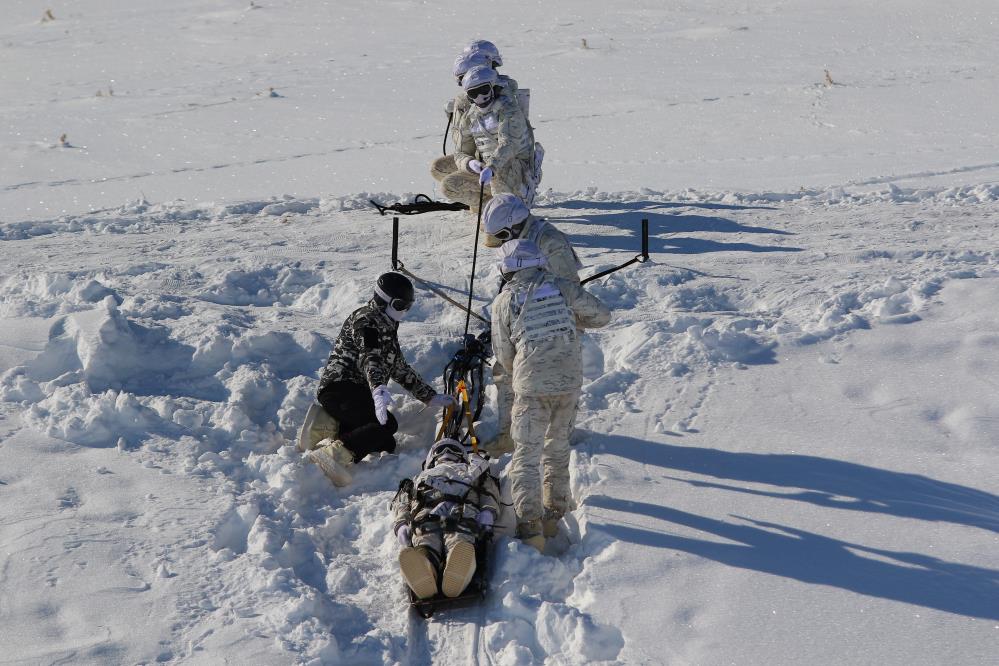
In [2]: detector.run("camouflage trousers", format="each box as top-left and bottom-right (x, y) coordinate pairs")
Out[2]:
(429, 155), (532, 211)
(413, 527), (475, 569)
(492, 361), (514, 439)
(509, 390), (580, 524)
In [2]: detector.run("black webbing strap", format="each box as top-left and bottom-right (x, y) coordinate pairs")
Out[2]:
(580, 218), (650, 285)
(443, 114), (453, 156)
(371, 194), (469, 216)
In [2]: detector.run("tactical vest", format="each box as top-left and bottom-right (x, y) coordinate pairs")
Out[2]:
(511, 278), (576, 345)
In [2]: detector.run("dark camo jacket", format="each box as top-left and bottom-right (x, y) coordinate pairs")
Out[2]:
(317, 301), (435, 403)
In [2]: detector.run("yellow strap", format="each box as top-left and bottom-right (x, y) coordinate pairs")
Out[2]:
(457, 380), (479, 454)
(435, 402), (454, 442)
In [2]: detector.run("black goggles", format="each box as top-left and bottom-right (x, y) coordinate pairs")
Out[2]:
(466, 84), (492, 99)
(491, 227), (515, 241)
(389, 297), (413, 311)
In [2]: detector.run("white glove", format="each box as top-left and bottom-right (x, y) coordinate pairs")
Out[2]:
(445, 99), (455, 115)
(372, 385), (393, 425)
(479, 167), (494, 185)
(428, 393), (457, 410)
(476, 509), (495, 532)
(468, 159), (485, 174)
(396, 524), (412, 547)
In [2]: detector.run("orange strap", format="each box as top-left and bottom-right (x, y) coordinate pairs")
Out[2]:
(457, 380), (479, 454)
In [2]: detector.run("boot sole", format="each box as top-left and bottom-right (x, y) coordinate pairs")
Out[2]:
(441, 540), (477, 598)
(399, 547), (438, 599)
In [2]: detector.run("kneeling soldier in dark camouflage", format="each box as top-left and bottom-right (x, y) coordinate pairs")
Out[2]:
(301, 272), (456, 486)
(392, 439), (500, 599)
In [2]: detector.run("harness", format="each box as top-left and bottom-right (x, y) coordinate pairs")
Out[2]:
(439, 330), (491, 444)
(393, 456), (503, 538)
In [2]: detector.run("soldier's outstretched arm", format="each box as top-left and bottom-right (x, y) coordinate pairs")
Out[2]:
(490, 295), (516, 374)
(453, 123), (478, 172)
(389, 357), (436, 404)
(564, 281), (612, 330)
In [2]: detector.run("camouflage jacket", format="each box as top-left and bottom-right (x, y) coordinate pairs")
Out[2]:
(520, 215), (582, 284)
(317, 301), (436, 403)
(454, 92), (534, 177)
(491, 268), (611, 396)
(447, 75), (520, 152)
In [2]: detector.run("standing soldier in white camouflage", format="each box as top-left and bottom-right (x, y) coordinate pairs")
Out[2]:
(302, 272), (456, 486)
(480, 193), (583, 453)
(490, 240), (611, 551)
(441, 65), (538, 212)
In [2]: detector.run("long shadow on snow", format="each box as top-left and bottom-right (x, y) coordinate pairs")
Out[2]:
(540, 199), (777, 213)
(550, 212), (803, 257)
(587, 495), (998, 620)
(598, 434), (999, 534)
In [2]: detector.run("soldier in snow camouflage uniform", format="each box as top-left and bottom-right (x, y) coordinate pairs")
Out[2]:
(490, 241), (611, 550)
(440, 65), (536, 212)
(481, 193), (583, 454)
(306, 273), (454, 485)
(391, 439), (500, 598)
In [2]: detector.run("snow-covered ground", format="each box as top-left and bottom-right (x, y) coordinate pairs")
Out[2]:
(2, 1), (998, 665)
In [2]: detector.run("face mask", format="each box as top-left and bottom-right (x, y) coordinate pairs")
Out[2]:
(466, 84), (494, 108)
(385, 302), (409, 321)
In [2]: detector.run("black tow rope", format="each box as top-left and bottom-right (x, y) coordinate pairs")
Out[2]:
(580, 218), (651, 285)
(435, 183), (490, 444)
(443, 114), (453, 156)
(371, 194), (469, 216)
(390, 217), (489, 324)
(463, 182), (486, 339)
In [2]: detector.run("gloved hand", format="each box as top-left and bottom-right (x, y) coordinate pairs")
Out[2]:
(467, 159), (485, 174)
(476, 509), (495, 533)
(372, 385), (393, 425)
(428, 393), (457, 410)
(396, 524), (412, 547)
(478, 166), (494, 185)
(445, 99), (455, 115)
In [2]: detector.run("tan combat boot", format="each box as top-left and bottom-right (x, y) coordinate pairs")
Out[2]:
(305, 438), (354, 487)
(441, 540), (477, 597)
(542, 508), (563, 539)
(399, 546), (438, 599)
(517, 519), (545, 553)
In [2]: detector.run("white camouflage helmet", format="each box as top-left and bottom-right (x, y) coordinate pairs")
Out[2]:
(498, 239), (547, 274)
(424, 438), (466, 469)
(482, 194), (530, 248)
(463, 39), (502, 67)
(453, 50), (491, 85)
(462, 65), (499, 108)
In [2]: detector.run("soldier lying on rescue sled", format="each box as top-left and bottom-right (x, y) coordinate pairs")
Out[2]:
(391, 439), (500, 599)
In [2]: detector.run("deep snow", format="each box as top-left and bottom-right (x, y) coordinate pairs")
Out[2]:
(2, 1), (998, 665)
